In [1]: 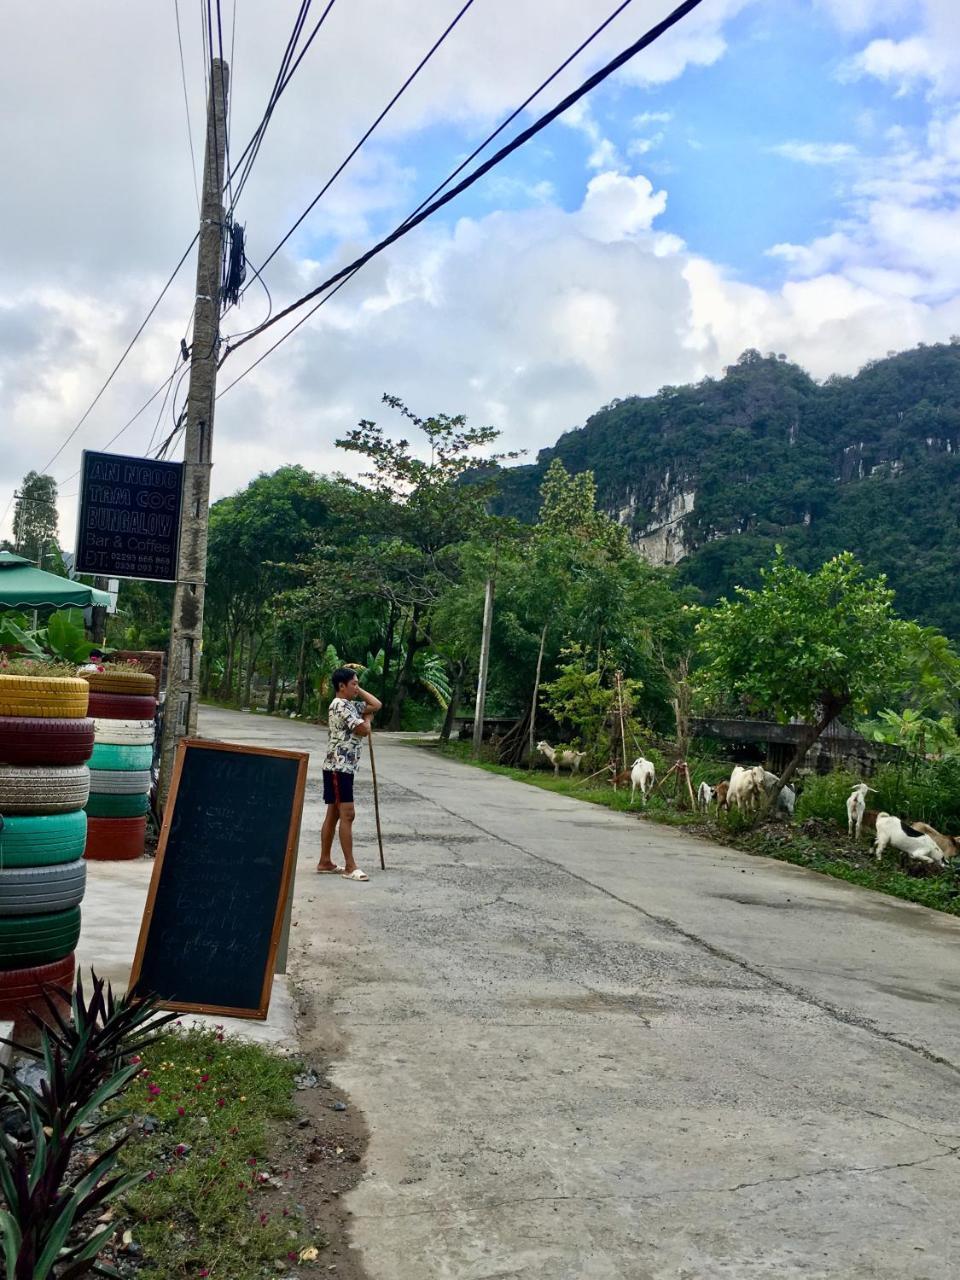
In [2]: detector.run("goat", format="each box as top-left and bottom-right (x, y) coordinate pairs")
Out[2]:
(536, 740), (586, 778)
(696, 781), (715, 813)
(873, 813), (944, 865)
(906, 821), (959, 861)
(861, 809), (880, 834)
(761, 770), (796, 817)
(714, 780), (729, 812)
(630, 756), (656, 806)
(846, 783), (876, 839)
(727, 765), (765, 814)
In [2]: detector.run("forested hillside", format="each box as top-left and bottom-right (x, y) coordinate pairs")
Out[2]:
(492, 341), (960, 636)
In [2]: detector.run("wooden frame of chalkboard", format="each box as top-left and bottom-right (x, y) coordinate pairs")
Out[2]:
(129, 739), (308, 1019)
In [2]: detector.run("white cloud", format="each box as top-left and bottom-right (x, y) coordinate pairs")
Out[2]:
(842, 36), (947, 95)
(770, 141), (859, 165)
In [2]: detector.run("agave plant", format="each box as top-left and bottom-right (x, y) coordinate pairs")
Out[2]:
(0, 972), (177, 1278)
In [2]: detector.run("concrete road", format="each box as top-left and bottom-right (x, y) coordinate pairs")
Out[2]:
(200, 708), (960, 1280)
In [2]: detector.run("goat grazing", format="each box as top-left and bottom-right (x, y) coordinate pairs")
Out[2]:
(846, 782), (876, 839)
(906, 821), (959, 861)
(727, 765), (765, 814)
(873, 813), (944, 865)
(714, 780), (729, 812)
(629, 756), (656, 806)
(697, 781), (715, 813)
(536, 740), (586, 778)
(761, 770), (796, 817)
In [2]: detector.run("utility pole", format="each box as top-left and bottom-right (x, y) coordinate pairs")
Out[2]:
(159, 58), (229, 803)
(472, 576), (495, 752)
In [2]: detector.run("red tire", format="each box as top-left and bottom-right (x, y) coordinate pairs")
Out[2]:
(86, 692), (157, 721)
(0, 952), (75, 1034)
(84, 815), (147, 861)
(0, 717), (95, 766)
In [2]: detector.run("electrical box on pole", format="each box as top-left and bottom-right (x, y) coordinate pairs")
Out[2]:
(158, 58), (229, 803)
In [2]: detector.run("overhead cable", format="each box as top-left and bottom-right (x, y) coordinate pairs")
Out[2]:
(247, 0), (478, 287)
(225, 0), (706, 360)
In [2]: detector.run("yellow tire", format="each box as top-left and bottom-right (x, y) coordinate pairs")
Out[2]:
(82, 670), (157, 698)
(0, 676), (90, 720)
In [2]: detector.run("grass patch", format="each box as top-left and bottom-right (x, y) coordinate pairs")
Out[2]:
(430, 742), (960, 916)
(103, 1026), (321, 1279)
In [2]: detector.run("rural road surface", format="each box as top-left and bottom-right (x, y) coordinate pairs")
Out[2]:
(201, 708), (960, 1280)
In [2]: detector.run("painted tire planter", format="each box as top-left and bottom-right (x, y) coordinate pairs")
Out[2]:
(83, 669), (157, 697)
(91, 718), (156, 746)
(85, 790), (149, 818)
(0, 907), (81, 969)
(84, 816), (146, 861)
(0, 717), (95, 766)
(86, 691), (157, 721)
(0, 952), (75, 1029)
(89, 742), (154, 772)
(0, 811), (87, 867)
(0, 861), (86, 916)
(0, 764), (90, 814)
(87, 768), (151, 795)
(0, 676), (89, 719)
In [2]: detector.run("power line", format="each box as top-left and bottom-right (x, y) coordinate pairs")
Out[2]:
(37, 232), (200, 475)
(174, 0), (202, 215)
(225, 0), (706, 362)
(247, 0), (478, 288)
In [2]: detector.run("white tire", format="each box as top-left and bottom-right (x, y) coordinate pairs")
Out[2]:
(92, 718), (155, 746)
(87, 768), (152, 795)
(0, 764), (90, 814)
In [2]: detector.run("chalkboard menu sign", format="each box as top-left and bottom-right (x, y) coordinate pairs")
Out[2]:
(130, 740), (308, 1019)
(75, 449), (183, 581)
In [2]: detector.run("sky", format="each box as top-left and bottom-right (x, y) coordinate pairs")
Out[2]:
(2, 0), (960, 551)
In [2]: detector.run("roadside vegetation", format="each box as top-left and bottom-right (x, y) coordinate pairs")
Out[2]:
(431, 742), (960, 917)
(101, 1026), (319, 1280)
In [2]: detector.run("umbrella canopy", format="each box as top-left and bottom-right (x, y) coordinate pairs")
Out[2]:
(0, 551), (111, 609)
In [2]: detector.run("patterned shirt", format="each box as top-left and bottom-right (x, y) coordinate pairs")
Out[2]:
(322, 697), (365, 774)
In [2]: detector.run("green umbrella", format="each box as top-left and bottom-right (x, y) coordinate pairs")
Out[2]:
(0, 551), (111, 609)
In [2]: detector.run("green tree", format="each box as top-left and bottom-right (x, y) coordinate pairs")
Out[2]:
(13, 472), (59, 565)
(694, 549), (905, 796)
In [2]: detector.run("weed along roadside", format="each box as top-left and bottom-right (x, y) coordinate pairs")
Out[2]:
(431, 742), (960, 918)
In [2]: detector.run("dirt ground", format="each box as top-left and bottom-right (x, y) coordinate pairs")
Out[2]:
(260, 1052), (370, 1280)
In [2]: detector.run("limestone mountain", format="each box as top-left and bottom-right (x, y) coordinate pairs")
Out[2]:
(492, 341), (960, 636)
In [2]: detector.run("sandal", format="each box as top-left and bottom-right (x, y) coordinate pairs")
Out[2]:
(316, 864), (343, 874)
(341, 868), (369, 881)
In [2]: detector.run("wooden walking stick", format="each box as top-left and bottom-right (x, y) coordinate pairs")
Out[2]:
(367, 729), (387, 871)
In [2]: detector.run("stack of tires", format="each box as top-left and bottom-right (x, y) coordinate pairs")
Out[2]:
(82, 667), (158, 861)
(0, 674), (92, 1029)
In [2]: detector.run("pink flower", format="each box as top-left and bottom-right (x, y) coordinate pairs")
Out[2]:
(200, 1073), (210, 1083)
(287, 1253), (298, 1262)
(175, 1144), (188, 1158)
(216, 1097), (226, 1107)
(247, 1158), (257, 1167)
(199, 1271), (210, 1278)
(145, 1171), (156, 1183)
(177, 1107), (186, 1117)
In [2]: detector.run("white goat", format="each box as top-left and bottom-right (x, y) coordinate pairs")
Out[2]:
(696, 781), (715, 813)
(761, 770), (796, 817)
(630, 756), (656, 806)
(846, 782), (876, 839)
(873, 813), (944, 865)
(537, 740), (586, 777)
(727, 765), (765, 813)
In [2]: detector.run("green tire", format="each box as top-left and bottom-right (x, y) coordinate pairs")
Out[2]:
(89, 743), (154, 772)
(0, 812), (88, 867)
(0, 907), (81, 969)
(85, 791), (149, 818)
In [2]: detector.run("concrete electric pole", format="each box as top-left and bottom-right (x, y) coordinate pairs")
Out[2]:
(159, 58), (229, 803)
(472, 575), (495, 751)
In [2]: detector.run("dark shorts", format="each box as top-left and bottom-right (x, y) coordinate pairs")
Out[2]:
(323, 770), (355, 805)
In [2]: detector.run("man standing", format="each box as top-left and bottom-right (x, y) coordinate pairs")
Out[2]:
(317, 667), (383, 881)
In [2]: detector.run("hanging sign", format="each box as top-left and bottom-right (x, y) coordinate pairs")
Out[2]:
(74, 450), (183, 582)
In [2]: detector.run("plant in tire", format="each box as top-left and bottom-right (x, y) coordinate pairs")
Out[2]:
(0, 973), (176, 1278)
